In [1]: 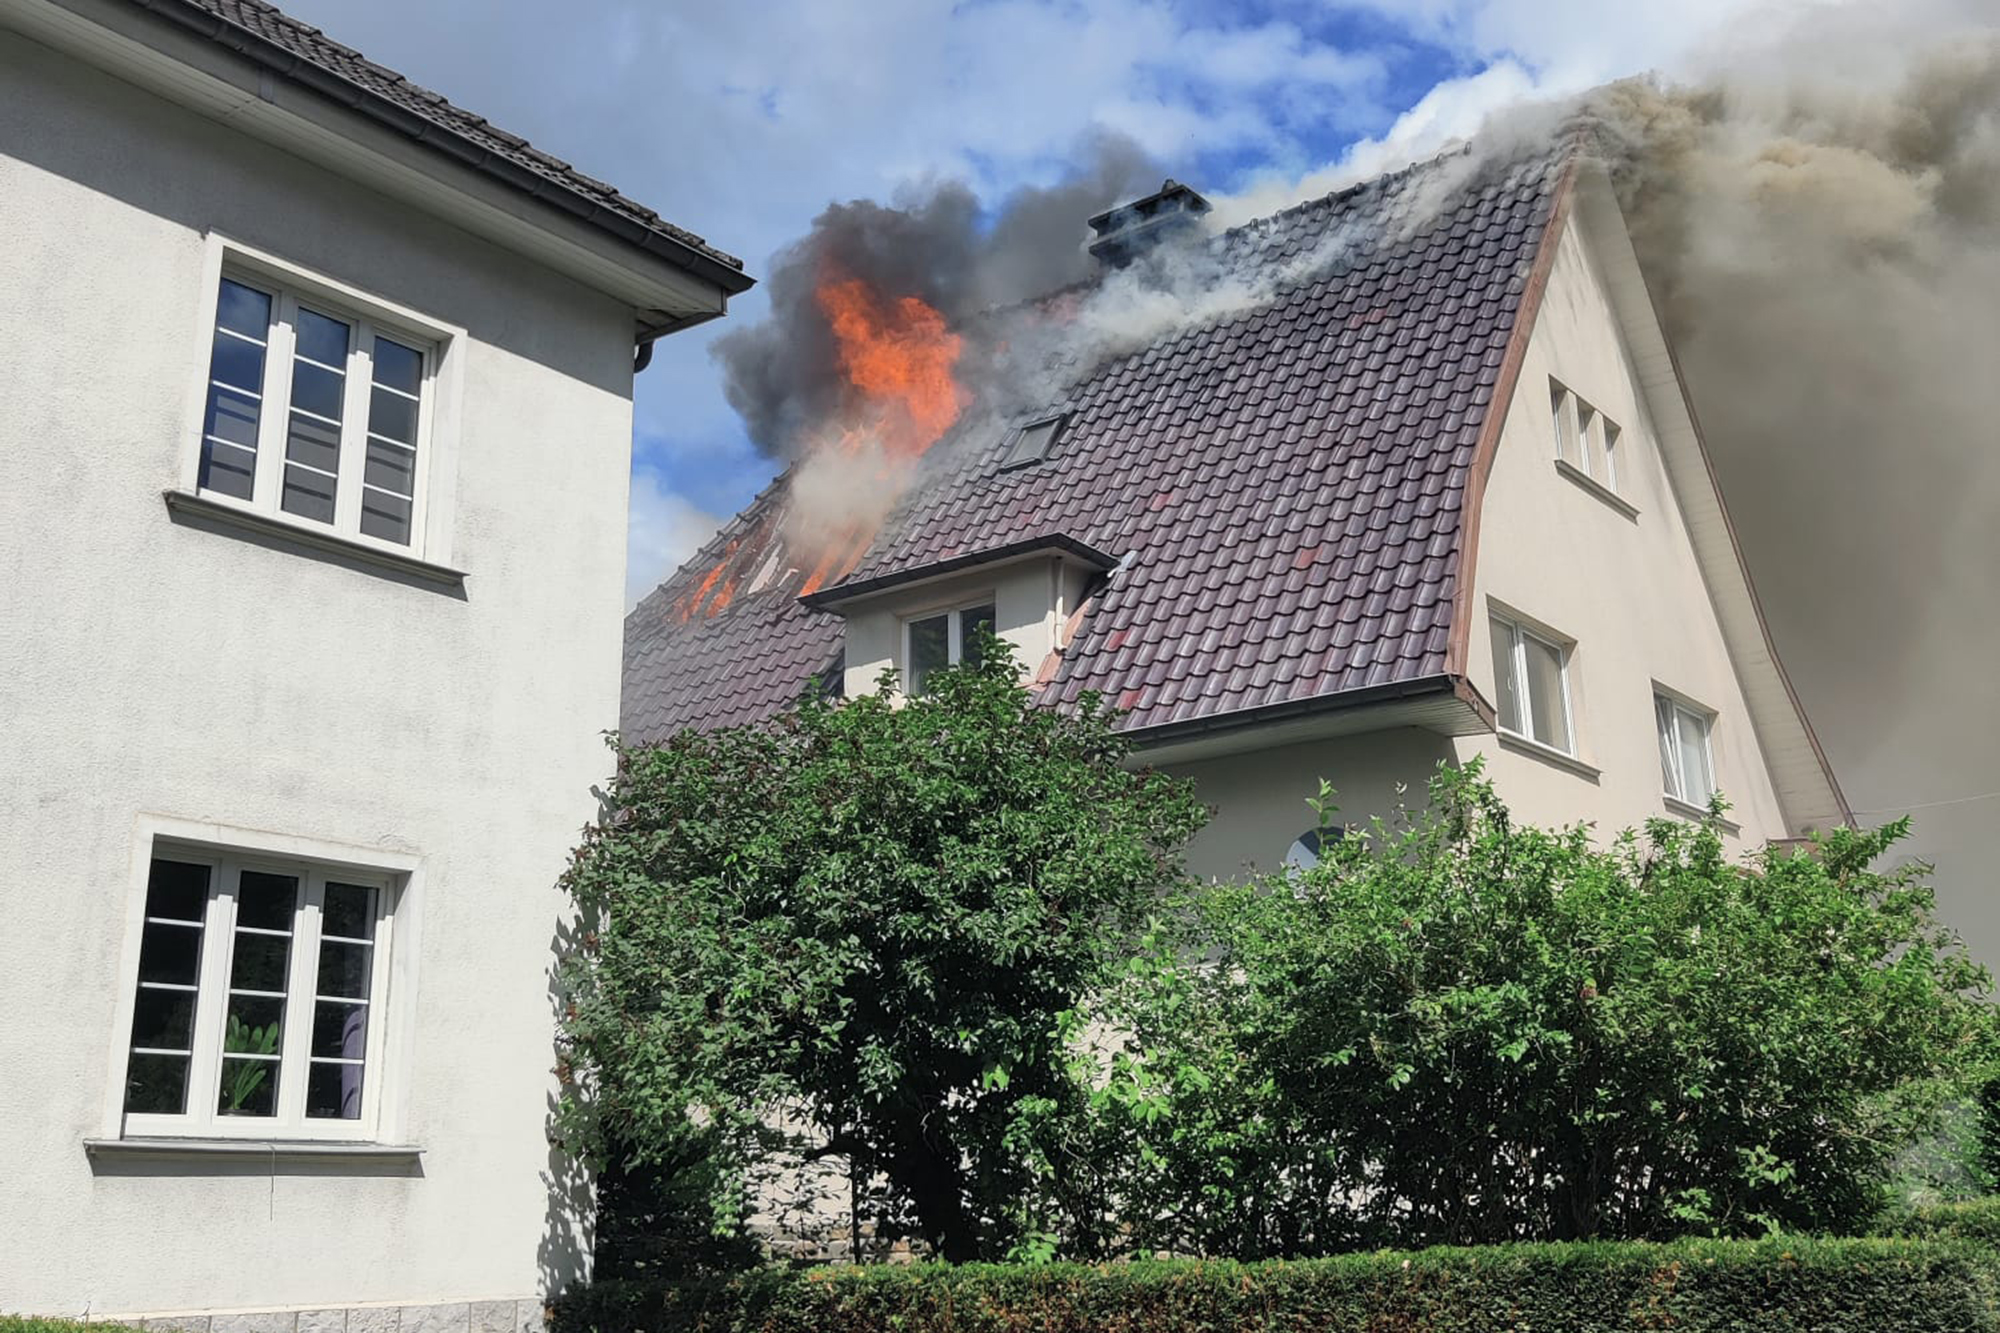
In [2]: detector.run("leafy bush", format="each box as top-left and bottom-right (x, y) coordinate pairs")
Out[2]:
(1096, 764), (1993, 1254)
(551, 1236), (2000, 1333)
(555, 641), (1205, 1262)
(0, 1321), (141, 1333)
(1879, 1195), (2000, 1244)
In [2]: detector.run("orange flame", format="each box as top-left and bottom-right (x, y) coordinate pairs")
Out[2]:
(675, 273), (968, 621)
(815, 271), (968, 461)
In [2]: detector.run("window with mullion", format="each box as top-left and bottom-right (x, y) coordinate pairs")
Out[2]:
(1656, 692), (1717, 806)
(121, 853), (394, 1139)
(905, 600), (998, 695)
(1490, 613), (1575, 755)
(196, 273), (430, 551)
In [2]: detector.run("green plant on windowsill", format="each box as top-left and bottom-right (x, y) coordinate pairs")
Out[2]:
(222, 1012), (280, 1113)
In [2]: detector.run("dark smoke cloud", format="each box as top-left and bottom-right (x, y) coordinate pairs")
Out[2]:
(713, 132), (1160, 461)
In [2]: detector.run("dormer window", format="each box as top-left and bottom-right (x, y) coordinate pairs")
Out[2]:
(1000, 414), (1067, 470)
(905, 600), (995, 694)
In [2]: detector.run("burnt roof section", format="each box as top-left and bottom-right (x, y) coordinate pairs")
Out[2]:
(129, 0), (750, 290)
(623, 147), (1567, 744)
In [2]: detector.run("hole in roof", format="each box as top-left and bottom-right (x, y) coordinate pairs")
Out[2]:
(999, 414), (1067, 470)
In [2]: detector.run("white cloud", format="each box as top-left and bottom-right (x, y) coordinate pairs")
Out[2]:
(624, 469), (722, 609)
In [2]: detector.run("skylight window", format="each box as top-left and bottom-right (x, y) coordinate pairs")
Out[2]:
(999, 414), (1067, 470)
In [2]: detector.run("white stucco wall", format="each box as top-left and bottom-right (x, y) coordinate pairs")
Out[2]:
(0, 30), (638, 1318)
(1452, 213), (1792, 848)
(839, 555), (1096, 698)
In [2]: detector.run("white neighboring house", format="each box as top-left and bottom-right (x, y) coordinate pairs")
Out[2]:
(0, 0), (751, 1323)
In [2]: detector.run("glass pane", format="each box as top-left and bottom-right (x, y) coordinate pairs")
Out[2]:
(209, 328), (267, 392)
(130, 987), (198, 1051)
(363, 439), (415, 496)
(136, 922), (202, 986)
(908, 614), (949, 695)
(289, 360), (346, 423)
(322, 883), (377, 941)
(218, 1057), (280, 1117)
(373, 336), (423, 397)
(205, 384), (261, 450)
(1600, 422), (1620, 490)
(284, 411), (341, 474)
(1677, 708), (1713, 804)
(1656, 695), (1682, 798)
(216, 279), (272, 340)
(230, 932), (291, 993)
(368, 385), (418, 444)
(311, 1000), (369, 1059)
(236, 871), (298, 932)
(199, 437), (257, 500)
(1489, 619), (1522, 734)
(359, 489), (413, 545)
(124, 1052), (191, 1115)
(317, 941), (372, 1000)
(1550, 385), (1574, 463)
(1523, 633), (1570, 752)
(283, 464), (338, 524)
(307, 1060), (364, 1121)
(1577, 406), (1599, 479)
(294, 308), (350, 367)
(961, 605), (996, 668)
(1004, 419), (1059, 467)
(145, 859), (211, 921)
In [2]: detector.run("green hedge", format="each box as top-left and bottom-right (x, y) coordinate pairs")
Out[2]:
(1, 1321), (140, 1333)
(553, 1236), (2000, 1333)
(1880, 1196), (2000, 1244)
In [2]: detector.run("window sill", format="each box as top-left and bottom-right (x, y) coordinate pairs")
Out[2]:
(85, 1136), (423, 1165)
(1496, 730), (1602, 781)
(163, 490), (466, 590)
(1554, 459), (1639, 520)
(1663, 794), (1742, 835)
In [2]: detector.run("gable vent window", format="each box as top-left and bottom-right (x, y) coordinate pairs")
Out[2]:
(1490, 611), (1575, 756)
(198, 273), (435, 550)
(905, 601), (995, 695)
(1656, 692), (1717, 808)
(1000, 414), (1067, 470)
(1550, 379), (1620, 494)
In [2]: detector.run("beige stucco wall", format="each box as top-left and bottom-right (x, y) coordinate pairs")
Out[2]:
(1452, 214), (1791, 848)
(0, 30), (637, 1318)
(1164, 728), (1456, 882)
(840, 555), (1096, 698)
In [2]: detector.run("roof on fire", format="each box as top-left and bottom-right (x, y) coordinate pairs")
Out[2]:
(623, 146), (1569, 744)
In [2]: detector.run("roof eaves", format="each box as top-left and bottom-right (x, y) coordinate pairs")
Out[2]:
(800, 533), (1120, 610)
(1121, 673), (1467, 748)
(125, 0), (754, 295)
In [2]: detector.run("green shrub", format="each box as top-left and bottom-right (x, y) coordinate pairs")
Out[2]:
(1, 1321), (141, 1333)
(551, 1236), (2000, 1333)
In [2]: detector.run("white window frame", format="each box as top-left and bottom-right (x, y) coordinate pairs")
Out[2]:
(180, 237), (463, 564)
(103, 819), (421, 1145)
(1490, 608), (1578, 758)
(1656, 688), (1718, 809)
(1550, 378), (1621, 495)
(901, 597), (997, 695)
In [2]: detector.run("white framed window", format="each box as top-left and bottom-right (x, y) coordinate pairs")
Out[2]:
(1490, 611), (1576, 755)
(904, 599), (997, 695)
(194, 261), (442, 553)
(118, 848), (398, 1141)
(1656, 691), (1717, 807)
(1550, 378), (1620, 493)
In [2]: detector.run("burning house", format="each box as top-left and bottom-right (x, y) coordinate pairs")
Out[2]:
(625, 138), (1848, 877)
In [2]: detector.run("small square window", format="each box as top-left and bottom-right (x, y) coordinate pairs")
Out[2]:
(1656, 692), (1717, 806)
(999, 415), (1066, 470)
(119, 848), (399, 1140)
(904, 601), (997, 695)
(1490, 611), (1575, 755)
(196, 268), (440, 552)
(1550, 378), (1621, 495)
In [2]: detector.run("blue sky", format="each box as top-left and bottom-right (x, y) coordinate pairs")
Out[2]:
(280, 0), (1773, 603)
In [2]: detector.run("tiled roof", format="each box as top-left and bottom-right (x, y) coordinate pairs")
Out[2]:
(135, 0), (747, 279)
(624, 147), (1567, 743)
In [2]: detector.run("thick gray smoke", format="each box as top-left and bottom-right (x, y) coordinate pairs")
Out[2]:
(1581, 29), (2000, 955)
(712, 133), (1159, 462)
